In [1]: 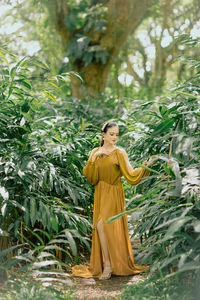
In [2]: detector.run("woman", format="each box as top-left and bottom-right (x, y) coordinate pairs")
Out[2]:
(72, 121), (152, 280)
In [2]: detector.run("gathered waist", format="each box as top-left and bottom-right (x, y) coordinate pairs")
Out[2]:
(97, 180), (122, 187)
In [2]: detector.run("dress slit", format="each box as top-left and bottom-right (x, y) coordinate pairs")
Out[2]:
(96, 218), (111, 268)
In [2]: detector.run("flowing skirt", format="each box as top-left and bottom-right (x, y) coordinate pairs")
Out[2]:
(72, 180), (149, 278)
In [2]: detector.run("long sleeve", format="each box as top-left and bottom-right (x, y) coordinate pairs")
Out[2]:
(83, 148), (99, 186)
(117, 148), (150, 185)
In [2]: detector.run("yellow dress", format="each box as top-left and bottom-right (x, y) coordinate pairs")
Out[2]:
(72, 146), (150, 278)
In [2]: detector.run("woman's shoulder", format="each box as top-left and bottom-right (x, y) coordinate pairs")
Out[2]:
(89, 147), (100, 155)
(116, 146), (126, 154)
(93, 146), (100, 152)
(116, 147), (130, 160)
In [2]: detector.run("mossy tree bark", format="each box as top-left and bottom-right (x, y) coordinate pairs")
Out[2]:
(47, 0), (154, 97)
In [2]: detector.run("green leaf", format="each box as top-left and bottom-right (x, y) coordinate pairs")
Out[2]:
(163, 216), (193, 240)
(44, 245), (72, 259)
(152, 118), (175, 135)
(106, 207), (141, 224)
(193, 221), (200, 232)
(88, 45), (105, 52)
(67, 185), (77, 204)
(37, 252), (53, 259)
(165, 262), (200, 278)
(51, 217), (59, 233)
(64, 230), (77, 257)
(0, 52), (10, 65)
(17, 79), (32, 90)
(1, 202), (7, 217)
(177, 90), (200, 100)
(34, 277), (73, 285)
(0, 244), (25, 260)
(42, 91), (57, 102)
(34, 229), (51, 240)
(10, 66), (17, 79)
(30, 198), (37, 226)
(0, 186), (9, 200)
(32, 260), (58, 269)
(20, 116), (26, 126)
(25, 225), (44, 245)
(31, 270), (70, 277)
(48, 82), (59, 89)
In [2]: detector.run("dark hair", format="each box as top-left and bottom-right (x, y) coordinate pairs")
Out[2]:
(100, 121), (118, 147)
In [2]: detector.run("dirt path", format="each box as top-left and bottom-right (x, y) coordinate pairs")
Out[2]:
(68, 238), (147, 299)
(69, 273), (146, 299)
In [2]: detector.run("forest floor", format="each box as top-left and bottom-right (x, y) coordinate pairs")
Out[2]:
(67, 238), (147, 299)
(0, 239), (148, 300)
(69, 272), (146, 299)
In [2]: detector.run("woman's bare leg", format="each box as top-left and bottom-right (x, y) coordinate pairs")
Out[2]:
(96, 219), (112, 279)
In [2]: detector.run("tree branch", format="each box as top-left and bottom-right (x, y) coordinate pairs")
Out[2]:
(126, 56), (144, 86)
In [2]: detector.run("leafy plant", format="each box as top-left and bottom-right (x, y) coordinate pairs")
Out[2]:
(0, 277), (75, 300)
(0, 49), (93, 283)
(119, 273), (199, 300)
(107, 37), (200, 281)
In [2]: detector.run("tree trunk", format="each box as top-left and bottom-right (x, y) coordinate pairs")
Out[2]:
(47, 0), (154, 97)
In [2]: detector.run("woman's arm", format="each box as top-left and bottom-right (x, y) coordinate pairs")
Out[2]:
(83, 148), (99, 185)
(117, 148), (150, 185)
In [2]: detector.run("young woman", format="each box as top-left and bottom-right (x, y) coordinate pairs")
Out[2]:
(72, 121), (153, 280)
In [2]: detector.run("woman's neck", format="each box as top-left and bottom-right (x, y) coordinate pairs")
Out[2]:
(102, 143), (116, 150)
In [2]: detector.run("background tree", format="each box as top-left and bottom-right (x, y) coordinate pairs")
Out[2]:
(110, 0), (200, 98)
(1, 0), (199, 100)
(1, 0), (155, 97)
(45, 0), (156, 97)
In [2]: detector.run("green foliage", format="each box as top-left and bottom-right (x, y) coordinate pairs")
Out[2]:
(67, 35), (109, 67)
(0, 12), (199, 295)
(107, 37), (200, 281)
(1, 0), (198, 99)
(62, 1), (109, 67)
(0, 277), (75, 300)
(109, 4), (199, 98)
(0, 49), (94, 283)
(64, 1), (107, 34)
(120, 274), (199, 300)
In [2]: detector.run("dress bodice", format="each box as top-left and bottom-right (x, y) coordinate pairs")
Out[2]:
(83, 147), (149, 186)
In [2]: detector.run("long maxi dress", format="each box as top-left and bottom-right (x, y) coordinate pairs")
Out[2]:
(72, 146), (150, 278)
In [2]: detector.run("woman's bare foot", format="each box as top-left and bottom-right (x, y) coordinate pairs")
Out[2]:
(99, 265), (112, 280)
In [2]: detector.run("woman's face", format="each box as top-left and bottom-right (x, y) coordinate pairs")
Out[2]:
(103, 126), (119, 146)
